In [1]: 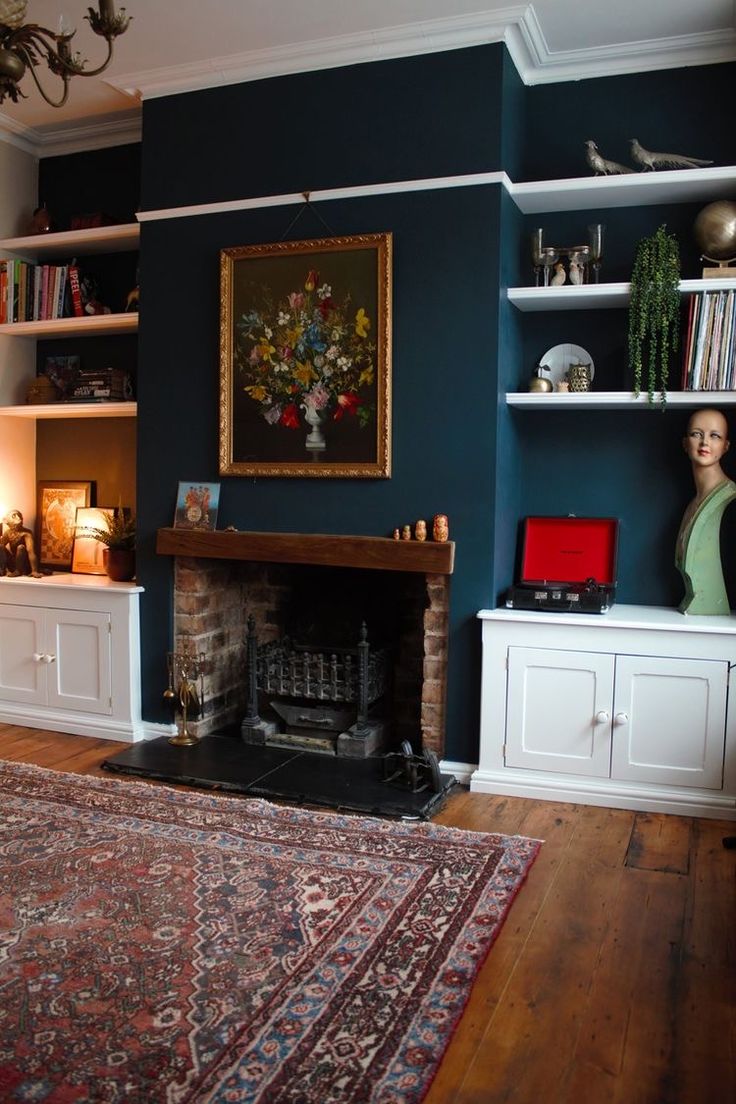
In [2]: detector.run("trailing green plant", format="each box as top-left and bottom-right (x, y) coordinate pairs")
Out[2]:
(83, 507), (135, 551)
(627, 224), (681, 406)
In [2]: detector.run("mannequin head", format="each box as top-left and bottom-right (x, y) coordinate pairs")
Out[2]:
(683, 408), (730, 474)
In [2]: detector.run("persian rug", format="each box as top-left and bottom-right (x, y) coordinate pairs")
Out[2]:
(0, 760), (541, 1103)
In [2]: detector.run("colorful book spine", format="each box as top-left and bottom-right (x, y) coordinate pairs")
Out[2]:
(68, 265), (84, 317)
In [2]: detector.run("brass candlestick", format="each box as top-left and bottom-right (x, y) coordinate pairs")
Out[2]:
(167, 644), (206, 746)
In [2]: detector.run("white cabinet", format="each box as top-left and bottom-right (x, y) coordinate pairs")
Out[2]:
(506, 647), (615, 778)
(506, 646), (727, 789)
(472, 606), (736, 819)
(0, 574), (146, 742)
(0, 604), (111, 714)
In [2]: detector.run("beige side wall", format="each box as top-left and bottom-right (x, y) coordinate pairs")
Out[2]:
(0, 135), (37, 238)
(0, 136), (38, 521)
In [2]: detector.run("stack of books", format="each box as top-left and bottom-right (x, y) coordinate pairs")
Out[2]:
(681, 290), (736, 391)
(0, 261), (84, 323)
(67, 369), (132, 402)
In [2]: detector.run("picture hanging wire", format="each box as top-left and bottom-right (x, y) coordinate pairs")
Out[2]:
(278, 192), (338, 241)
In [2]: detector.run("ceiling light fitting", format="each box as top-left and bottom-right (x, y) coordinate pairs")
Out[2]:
(0, 0), (131, 108)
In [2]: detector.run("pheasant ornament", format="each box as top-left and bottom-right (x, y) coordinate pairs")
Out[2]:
(629, 139), (713, 171)
(584, 140), (634, 176)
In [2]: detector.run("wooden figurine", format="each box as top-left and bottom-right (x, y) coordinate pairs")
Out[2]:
(433, 514), (449, 542)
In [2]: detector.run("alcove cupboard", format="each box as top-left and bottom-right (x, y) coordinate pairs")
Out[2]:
(472, 164), (736, 817)
(0, 145), (142, 741)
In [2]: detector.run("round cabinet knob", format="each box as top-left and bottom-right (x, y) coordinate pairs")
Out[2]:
(41, 653), (56, 664)
(614, 712), (629, 726)
(32, 652), (44, 662)
(595, 710), (610, 724)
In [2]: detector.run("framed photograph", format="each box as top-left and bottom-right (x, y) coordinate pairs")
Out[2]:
(71, 506), (111, 575)
(37, 481), (94, 571)
(219, 233), (392, 478)
(173, 481), (221, 530)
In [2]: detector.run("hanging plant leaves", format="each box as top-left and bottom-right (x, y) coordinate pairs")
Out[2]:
(627, 224), (681, 406)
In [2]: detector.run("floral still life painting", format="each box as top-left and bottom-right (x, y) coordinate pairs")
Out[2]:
(220, 233), (392, 478)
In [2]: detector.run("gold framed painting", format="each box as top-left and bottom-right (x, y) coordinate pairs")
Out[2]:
(37, 481), (94, 571)
(219, 232), (392, 478)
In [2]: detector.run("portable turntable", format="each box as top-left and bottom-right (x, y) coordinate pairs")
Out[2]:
(505, 515), (618, 614)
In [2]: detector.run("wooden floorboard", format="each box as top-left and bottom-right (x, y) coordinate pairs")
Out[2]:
(2, 726), (734, 1104)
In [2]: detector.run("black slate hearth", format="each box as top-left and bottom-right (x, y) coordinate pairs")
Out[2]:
(102, 729), (458, 819)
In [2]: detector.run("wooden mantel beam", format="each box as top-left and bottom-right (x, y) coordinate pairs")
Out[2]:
(156, 528), (455, 575)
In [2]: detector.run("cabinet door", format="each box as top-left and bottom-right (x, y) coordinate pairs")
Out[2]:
(45, 609), (112, 715)
(611, 655), (727, 790)
(506, 647), (614, 776)
(0, 605), (45, 704)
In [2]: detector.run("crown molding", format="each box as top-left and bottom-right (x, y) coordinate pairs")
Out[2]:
(514, 5), (736, 84)
(0, 112), (38, 156)
(2, 4), (735, 156)
(0, 111), (141, 159)
(105, 3), (736, 101)
(108, 6), (525, 100)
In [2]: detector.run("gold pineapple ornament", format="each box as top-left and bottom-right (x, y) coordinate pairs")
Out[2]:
(0, 1), (28, 28)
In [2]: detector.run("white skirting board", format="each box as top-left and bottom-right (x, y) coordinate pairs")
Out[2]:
(0, 704), (174, 744)
(470, 768), (736, 821)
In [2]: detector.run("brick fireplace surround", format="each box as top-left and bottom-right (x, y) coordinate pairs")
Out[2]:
(156, 529), (455, 756)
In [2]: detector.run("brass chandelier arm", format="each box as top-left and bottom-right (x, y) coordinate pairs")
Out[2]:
(14, 42), (70, 107)
(0, 3), (131, 107)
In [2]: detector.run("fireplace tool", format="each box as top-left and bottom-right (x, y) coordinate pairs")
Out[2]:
(382, 740), (443, 794)
(166, 645), (206, 747)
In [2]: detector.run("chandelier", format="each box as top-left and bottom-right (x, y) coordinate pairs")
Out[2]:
(0, 1), (131, 107)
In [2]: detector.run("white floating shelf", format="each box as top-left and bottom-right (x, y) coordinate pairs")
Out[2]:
(509, 282), (629, 311)
(0, 401), (137, 419)
(0, 223), (140, 259)
(508, 276), (736, 312)
(0, 312), (138, 337)
(509, 165), (736, 214)
(506, 391), (736, 410)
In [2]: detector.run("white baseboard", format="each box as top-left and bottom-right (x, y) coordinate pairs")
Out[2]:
(0, 703), (175, 744)
(440, 759), (477, 785)
(470, 768), (736, 821)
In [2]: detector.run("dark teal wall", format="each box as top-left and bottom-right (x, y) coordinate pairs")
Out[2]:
(141, 45), (507, 210)
(137, 191), (501, 760)
(69, 48), (730, 762)
(521, 63), (736, 181)
(38, 143), (141, 230)
(137, 43), (509, 762)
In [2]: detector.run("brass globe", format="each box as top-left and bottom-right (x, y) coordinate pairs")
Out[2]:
(693, 200), (736, 262)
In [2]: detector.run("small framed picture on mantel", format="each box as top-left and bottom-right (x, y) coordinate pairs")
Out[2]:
(173, 482), (220, 531)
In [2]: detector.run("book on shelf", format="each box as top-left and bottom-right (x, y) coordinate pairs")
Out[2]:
(0, 259), (91, 323)
(681, 289), (736, 391)
(68, 265), (84, 317)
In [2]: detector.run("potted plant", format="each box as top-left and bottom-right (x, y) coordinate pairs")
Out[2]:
(628, 224), (681, 406)
(83, 506), (136, 581)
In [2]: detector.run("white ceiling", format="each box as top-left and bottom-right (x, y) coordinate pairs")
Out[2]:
(1, 0), (735, 155)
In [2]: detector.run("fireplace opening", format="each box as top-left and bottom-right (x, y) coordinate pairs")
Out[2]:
(243, 612), (393, 757)
(104, 531), (456, 819)
(172, 558), (450, 758)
